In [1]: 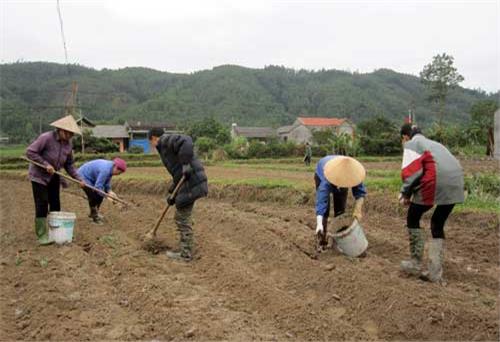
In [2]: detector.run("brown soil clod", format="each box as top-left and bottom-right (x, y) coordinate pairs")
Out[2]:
(141, 239), (170, 255)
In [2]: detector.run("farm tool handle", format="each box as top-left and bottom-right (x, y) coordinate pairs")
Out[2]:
(146, 176), (186, 238)
(22, 156), (130, 206)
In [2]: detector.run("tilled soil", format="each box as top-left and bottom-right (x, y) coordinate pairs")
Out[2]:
(0, 179), (498, 341)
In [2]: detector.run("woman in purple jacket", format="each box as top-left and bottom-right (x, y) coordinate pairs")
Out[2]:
(26, 115), (85, 245)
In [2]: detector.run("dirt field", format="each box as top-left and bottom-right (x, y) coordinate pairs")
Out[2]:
(0, 174), (498, 341)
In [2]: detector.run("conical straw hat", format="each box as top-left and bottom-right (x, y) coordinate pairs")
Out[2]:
(324, 156), (366, 187)
(50, 115), (81, 135)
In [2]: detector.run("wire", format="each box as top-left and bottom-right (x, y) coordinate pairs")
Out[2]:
(56, 0), (69, 64)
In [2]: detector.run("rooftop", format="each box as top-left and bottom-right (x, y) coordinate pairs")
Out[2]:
(298, 117), (347, 127)
(233, 126), (276, 138)
(91, 125), (129, 138)
(127, 121), (176, 130)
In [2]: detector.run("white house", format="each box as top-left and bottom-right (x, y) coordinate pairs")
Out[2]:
(277, 117), (355, 144)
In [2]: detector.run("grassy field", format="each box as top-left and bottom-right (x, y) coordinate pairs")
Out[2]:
(2, 148), (497, 213)
(120, 159), (498, 213)
(0, 145), (26, 157)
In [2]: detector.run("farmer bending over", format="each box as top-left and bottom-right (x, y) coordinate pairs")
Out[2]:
(315, 155), (367, 249)
(149, 128), (208, 262)
(78, 158), (127, 224)
(399, 124), (464, 284)
(26, 115), (85, 245)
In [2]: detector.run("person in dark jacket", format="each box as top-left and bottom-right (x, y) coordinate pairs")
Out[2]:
(26, 115), (85, 245)
(149, 128), (208, 261)
(399, 124), (464, 284)
(78, 158), (127, 224)
(304, 142), (312, 166)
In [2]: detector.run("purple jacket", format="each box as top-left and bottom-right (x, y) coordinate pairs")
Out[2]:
(26, 130), (81, 185)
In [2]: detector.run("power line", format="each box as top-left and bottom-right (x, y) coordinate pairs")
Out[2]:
(56, 0), (69, 64)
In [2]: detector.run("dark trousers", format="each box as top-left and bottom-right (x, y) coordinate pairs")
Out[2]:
(314, 174), (348, 242)
(407, 203), (455, 239)
(83, 187), (104, 208)
(31, 176), (61, 218)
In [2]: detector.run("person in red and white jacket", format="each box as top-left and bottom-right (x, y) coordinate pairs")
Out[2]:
(399, 124), (464, 284)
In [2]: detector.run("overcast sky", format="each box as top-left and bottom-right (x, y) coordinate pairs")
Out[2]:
(1, 0), (499, 92)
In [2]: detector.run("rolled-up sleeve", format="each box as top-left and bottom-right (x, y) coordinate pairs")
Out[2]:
(352, 183), (367, 199)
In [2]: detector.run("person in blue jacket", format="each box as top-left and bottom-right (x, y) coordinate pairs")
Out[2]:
(78, 158), (127, 224)
(315, 155), (367, 249)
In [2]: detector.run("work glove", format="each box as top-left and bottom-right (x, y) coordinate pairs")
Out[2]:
(182, 164), (192, 180)
(107, 190), (118, 204)
(398, 193), (410, 206)
(315, 215), (324, 235)
(166, 196), (175, 206)
(352, 197), (364, 222)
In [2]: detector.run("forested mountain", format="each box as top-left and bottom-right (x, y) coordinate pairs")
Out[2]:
(0, 62), (495, 143)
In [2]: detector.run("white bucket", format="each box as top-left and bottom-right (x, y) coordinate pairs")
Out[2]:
(48, 211), (76, 244)
(331, 218), (368, 257)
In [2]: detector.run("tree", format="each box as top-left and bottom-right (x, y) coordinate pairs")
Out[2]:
(72, 130), (119, 153)
(469, 100), (498, 156)
(357, 116), (401, 155)
(420, 53), (464, 128)
(185, 118), (231, 146)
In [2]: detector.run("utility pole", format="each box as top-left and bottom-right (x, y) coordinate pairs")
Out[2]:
(79, 108), (84, 153)
(65, 81), (84, 153)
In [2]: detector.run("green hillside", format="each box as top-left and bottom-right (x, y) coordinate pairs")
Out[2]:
(0, 62), (494, 143)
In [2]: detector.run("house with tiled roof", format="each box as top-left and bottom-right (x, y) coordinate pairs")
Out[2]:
(91, 125), (129, 152)
(278, 116), (354, 144)
(231, 123), (277, 142)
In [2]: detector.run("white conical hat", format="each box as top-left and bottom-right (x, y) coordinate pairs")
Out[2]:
(50, 115), (81, 135)
(324, 156), (366, 187)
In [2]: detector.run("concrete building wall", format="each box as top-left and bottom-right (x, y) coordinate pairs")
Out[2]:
(288, 125), (312, 144)
(337, 123), (354, 136)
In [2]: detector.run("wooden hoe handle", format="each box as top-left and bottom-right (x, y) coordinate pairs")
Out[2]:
(22, 156), (131, 206)
(146, 176), (186, 238)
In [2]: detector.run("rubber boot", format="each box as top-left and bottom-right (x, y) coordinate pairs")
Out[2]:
(166, 230), (193, 262)
(400, 228), (424, 275)
(96, 203), (104, 219)
(90, 206), (103, 225)
(421, 238), (445, 283)
(35, 218), (53, 245)
(166, 250), (192, 262)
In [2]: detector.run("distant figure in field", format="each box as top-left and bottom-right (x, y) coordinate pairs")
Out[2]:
(78, 158), (127, 224)
(304, 142), (312, 166)
(399, 124), (464, 284)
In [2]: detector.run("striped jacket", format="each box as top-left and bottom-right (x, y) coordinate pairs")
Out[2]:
(401, 134), (464, 206)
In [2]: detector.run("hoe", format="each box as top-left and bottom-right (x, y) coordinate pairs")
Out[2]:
(144, 176), (186, 241)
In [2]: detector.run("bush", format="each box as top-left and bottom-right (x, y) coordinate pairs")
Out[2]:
(465, 173), (500, 198)
(357, 116), (401, 156)
(223, 137), (248, 159)
(72, 130), (119, 154)
(185, 118), (231, 145)
(128, 145), (144, 154)
(195, 137), (216, 154)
